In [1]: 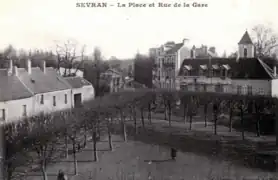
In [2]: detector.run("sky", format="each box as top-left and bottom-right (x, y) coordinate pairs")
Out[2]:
(0, 0), (278, 59)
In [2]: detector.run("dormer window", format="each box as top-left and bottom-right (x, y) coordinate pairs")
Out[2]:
(212, 64), (219, 76)
(199, 64), (207, 76)
(222, 64), (230, 77)
(183, 65), (192, 76)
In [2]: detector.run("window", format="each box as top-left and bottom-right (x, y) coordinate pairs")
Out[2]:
(244, 48), (247, 58)
(242, 86), (247, 95)
(64, 94), (68, 104)
(22, 105), (27, 117)
(0, 109), (6, 121)
(53, 96), (56, 106)
(247, 85), (252, 95)
(204, 84), (207, 92)
(40, 94), (44, 104)
(258, 88), (264, 95)
(237, 85), (242, 94)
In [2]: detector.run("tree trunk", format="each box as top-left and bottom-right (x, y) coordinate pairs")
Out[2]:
(164, 106), (168, 121)
(72, 143), (78, 175)
(204, 104), (208, 127)
(107, 121), (113, 151)
(133, 108), (137, 134)
(256, 114), (261, 137)
(240, 108), (244, 140)
(83, 126), (87, 148)
(41, 162), (48, 180)
(65, 135), (68, 159)
(120, 112), (127, 142)
(214, 112), (217, 135)
(168, 104), (172, 127)
(6, 162), (13, 180)
(92, 130), (98, 162)
(148, 103), (152, 124)
(229, 108), (233, 132)
(189, 115), (193, 130)
(183, 103), (187, 124)
(140, 109), (145, 128)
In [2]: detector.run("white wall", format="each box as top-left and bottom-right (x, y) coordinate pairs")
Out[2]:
(0, 97), (33, 122)
(33, 89), (72, 114)
(271, 79), (278, 97)
(231, 79), (271, 95)
(177, 46), (190, 73)
(71, 85), (95, 107)
(238, 44), (255, 58)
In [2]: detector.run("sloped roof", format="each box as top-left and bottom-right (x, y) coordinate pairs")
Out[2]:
(238, 31), (253, 44)
(64, 76), (92, 89)
(165, 43), (184, 54)
(0, 69), (33, 101)
(17, 67), (71, 94)
(179, 57), (276, 80)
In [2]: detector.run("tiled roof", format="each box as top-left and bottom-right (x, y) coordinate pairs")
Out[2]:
(17, 67), (71, 94)
(165, 43), (184, 54)
(64, 76), (92, 89)
(179, 57), (276, 80)
(238, 31), (253, 44)
(0, 69), (33, 101)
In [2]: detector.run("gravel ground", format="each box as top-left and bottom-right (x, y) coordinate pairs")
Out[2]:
(22, 135), (278, 180)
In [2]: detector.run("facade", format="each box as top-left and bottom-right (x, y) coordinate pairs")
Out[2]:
(0, 59), (95, 123)
(151, 39), (191, 89)
(178, 31), (278, 97)
(100, 68), (123, 93)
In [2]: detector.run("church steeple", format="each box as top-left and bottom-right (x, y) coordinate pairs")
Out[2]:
(238, 30), (255, 58)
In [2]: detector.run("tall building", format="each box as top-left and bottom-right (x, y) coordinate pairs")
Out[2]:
(150, 39), (191, 89)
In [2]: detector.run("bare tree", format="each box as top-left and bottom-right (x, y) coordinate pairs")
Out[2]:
(252, 24), (278, 57)
(55, 39), (86, 76)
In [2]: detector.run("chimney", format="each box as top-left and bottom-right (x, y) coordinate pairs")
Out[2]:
(26, 59), (31, 74)
(13, 66), (18, 76)
(183, 38), (189, 44)
(7, 59), (13, 76)
(274, 66), (277, 77)
(41, 60), (46, 73)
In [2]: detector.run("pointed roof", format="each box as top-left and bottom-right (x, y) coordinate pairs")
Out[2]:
(238, 31), (253, 44)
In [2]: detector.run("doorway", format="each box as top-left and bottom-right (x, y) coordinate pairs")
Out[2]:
(74, 93), (82, 108)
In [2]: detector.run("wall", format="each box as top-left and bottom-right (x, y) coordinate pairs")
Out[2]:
(177, 46), (191, 73)
(231, 79), (271, 95)
(71, 85), (95, 107)
(0, 97), (33, 122)
(271, 79), (278, 97)
(238, 44), (255, 58)
(33, 89), (72, 114)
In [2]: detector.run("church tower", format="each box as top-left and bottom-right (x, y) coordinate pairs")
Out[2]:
(238, 30), (255, 58)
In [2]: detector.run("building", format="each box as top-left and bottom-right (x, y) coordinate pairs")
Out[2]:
(64, 76), (95, 107)
(178, 30), (278, 97)
(190, 45), (218, 58)
(100, 68), (123, 93)
(0, 59), (95, 123)
(150, 39), (191, 89)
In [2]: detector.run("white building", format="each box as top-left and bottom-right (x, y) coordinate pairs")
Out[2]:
(178, 31), (278, 97)
(150, 39), (191, 89)
(0, 59), (95, 123)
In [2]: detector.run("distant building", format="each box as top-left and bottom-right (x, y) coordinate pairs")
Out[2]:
(190, 45), (218, 58)
(100, 68), (123, 93)
(178, 30), (278, 97)
(0, 59), (94, 123)
(150, 39), (191, 89)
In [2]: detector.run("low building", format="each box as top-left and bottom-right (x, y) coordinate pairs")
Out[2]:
(178, 31), (278, 97)
(0, 59), (95, 123)
(64, 76), (95, 107)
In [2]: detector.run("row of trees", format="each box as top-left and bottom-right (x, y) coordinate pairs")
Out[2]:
(3, 89), (278, 179)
